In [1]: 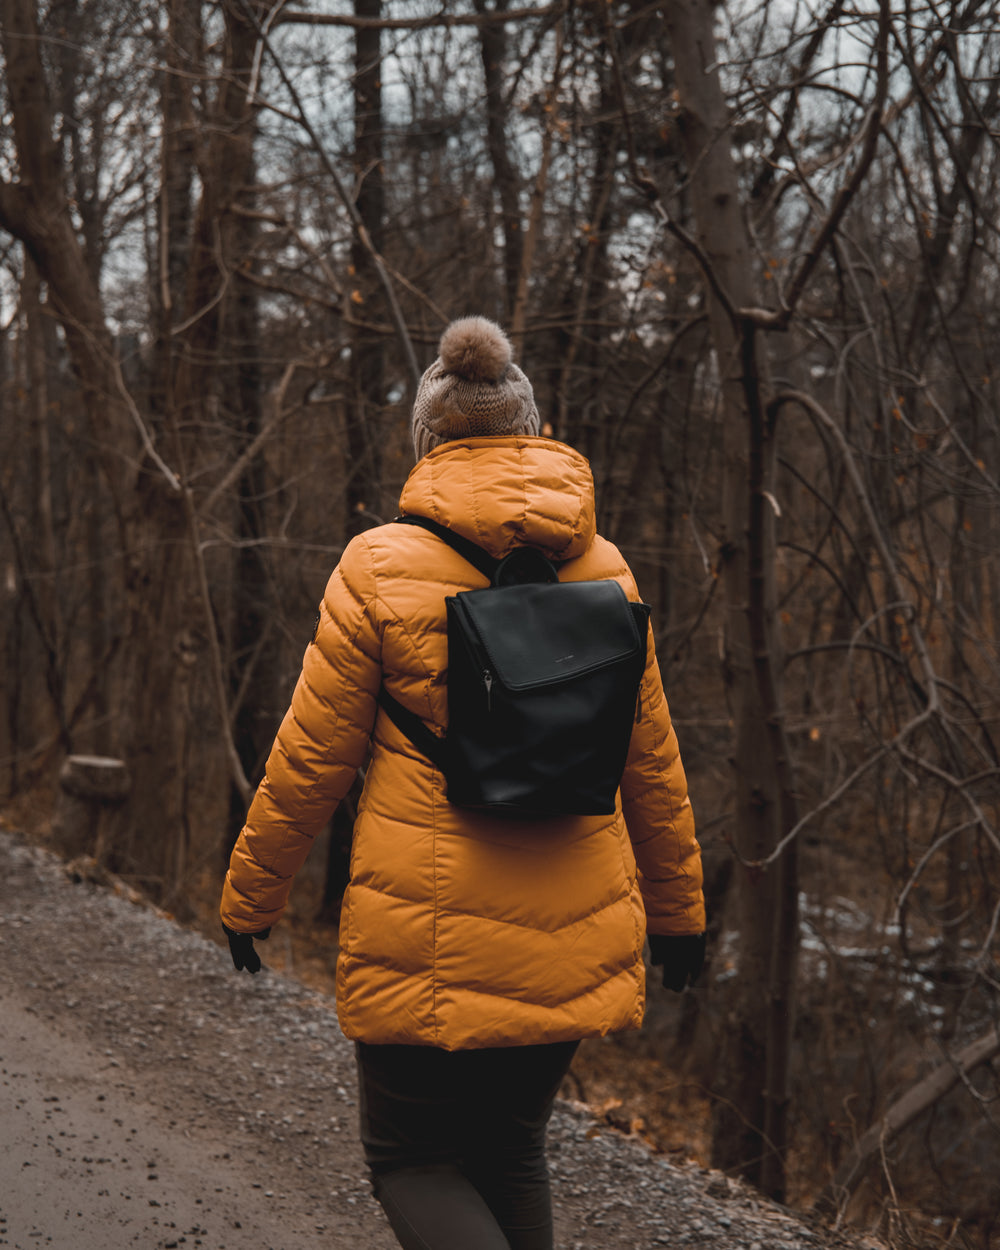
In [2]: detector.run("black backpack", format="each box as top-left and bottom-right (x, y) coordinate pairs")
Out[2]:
(377, 515), (651, 817)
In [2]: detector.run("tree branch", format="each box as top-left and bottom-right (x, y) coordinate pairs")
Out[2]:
(235, 0), (421, 390)
(276, 2), (566, 28)
(748, 0), (892, 330)
(604, 2), (740, 329)
(814, 1027), (1000, 1218)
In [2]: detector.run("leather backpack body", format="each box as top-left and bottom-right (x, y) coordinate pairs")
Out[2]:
(378, 515), (651, 817)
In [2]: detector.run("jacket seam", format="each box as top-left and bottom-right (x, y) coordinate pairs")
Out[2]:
(351, 952), (636, 1010)
(348, 878), (629, 934)
(431, 776), (441, 1045)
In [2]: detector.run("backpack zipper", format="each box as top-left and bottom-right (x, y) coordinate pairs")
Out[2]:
(483, 669), (494, 711)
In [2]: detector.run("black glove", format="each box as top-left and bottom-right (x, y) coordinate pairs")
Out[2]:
(648, 932), (706, 992)
(222, 923), (271, 974)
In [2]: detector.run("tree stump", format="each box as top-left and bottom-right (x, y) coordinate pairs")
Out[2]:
(51, 755), (131, 862)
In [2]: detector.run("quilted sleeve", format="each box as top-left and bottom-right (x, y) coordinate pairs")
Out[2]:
(620, 618), (706, 937)
(220, 534), (382, 933)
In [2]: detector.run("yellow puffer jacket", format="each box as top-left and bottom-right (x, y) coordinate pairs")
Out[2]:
(221, 436), (704, 1049)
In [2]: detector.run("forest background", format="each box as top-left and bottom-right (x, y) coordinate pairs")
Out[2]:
(1, 0), (999, 1244)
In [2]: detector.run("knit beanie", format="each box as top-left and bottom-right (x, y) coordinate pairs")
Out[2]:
(411, 316), (540, 460)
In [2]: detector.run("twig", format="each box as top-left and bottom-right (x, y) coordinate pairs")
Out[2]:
(814, 1026), (1000, 1217)
(275, 2), (567, 29)
(236, 0), (421, 390)
(603, 1), (741, 330)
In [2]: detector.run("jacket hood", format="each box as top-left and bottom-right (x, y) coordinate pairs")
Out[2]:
(398, 436), (597, 562)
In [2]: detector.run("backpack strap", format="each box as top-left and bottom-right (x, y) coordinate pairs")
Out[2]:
(377, 687), (450, 774)
(376, 514), (557, 768)
(393, 514), (499, 581)
(393, 514), (561, 585)
(377, 514), (493, 771)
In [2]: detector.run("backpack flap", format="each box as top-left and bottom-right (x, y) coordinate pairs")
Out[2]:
(451, 579), (643, 690)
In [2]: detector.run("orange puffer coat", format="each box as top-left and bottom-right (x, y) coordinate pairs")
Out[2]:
(221, 436), (704, 1049)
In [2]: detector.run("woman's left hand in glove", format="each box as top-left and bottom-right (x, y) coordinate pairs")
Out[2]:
(648, 932), (706, 992)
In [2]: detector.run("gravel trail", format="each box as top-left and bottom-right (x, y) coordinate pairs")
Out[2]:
(0, 829), (883, 1250)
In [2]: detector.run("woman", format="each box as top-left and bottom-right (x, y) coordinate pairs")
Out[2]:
(220, 316), (705, 1250)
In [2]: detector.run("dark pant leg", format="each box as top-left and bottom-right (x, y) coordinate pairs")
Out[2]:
(355, 1040), (578, 1250)
(459, 1041), (579, 1250)
(356, 1042), (512, 1250)
(373, 1164), (512, 1250)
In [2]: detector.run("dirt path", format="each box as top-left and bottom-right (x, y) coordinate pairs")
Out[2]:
(0, 829), (882, 1250)
(1, 982), (337, 1248)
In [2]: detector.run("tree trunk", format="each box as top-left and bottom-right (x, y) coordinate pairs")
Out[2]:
(51, 755), (131, 862)
(0, 260), (62, 788)
(553, 51), (617, 457)
(663, 0), (795, 1197)
(318, 0), (387, 916)
(151, 0), (263, 894)
(346, 0), (386, 535)
(225, 148), (272, 859)
(474, 0), (522, 319)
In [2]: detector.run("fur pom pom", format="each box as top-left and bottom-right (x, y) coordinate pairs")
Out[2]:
(438, 316), (512, 383)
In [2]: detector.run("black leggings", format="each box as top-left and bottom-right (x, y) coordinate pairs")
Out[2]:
(355, 1039), (579, 1250)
